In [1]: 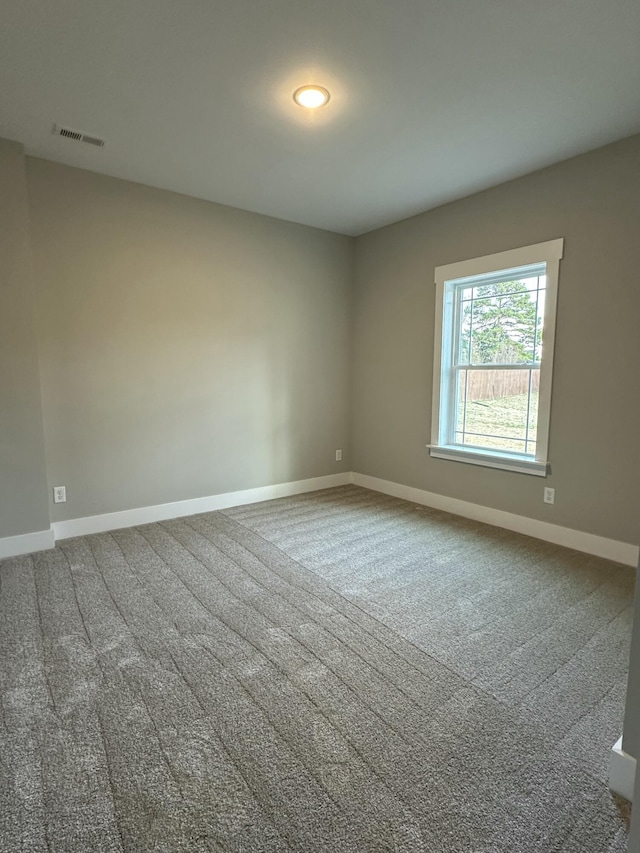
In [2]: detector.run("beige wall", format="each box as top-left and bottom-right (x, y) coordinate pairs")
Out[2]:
(0, 140), (49, 537)
(26, 159), (353, 521)
(631, 762), (640, 852)
(629, 577), (640, 848)
(351, 134), (640, 545)
(624, 566), (640, 758)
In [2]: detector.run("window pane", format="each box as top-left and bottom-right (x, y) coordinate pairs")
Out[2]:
(455, 432), (527, 454)
(458, 305), (471, 364)
(468, 281), (539, 364)
(455, 369), (469, 437)
(460, 286), (474, 301)
(534, 288), (546, 362)
(454, 368), (539, 456)
(528, 376), (539, 433)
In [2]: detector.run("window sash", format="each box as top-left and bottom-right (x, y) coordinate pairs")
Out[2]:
(446, 365), (540, 456)
(446, 275), (543, 457)
(451, 272), (546, 369)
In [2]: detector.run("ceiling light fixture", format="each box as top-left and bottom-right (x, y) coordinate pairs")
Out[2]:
(293, 85), (330, 109)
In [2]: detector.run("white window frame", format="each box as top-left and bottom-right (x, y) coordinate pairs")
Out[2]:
(429, 238), (563, 476)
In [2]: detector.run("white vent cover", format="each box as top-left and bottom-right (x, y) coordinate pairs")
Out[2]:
(53, 124), (105, 147)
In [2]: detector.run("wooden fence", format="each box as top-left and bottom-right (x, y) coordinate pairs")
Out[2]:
(465, 369), (539, 402)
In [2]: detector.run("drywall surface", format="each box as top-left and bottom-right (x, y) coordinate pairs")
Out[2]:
(26, 160), (352, 521)
(0, 140), (49, 537)
(631, 767), (640, 852)
(351, 134), (640, 545)
(624, 562), (640, 760)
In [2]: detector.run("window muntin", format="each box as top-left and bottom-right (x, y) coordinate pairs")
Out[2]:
(431, 240), (563, 476)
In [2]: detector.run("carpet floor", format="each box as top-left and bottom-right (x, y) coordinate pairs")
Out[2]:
(0, 484), (634, 851)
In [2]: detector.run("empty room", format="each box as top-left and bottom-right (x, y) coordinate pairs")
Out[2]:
(1, 1), (640, 851)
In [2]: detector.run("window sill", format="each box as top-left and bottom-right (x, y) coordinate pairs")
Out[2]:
(427, 444), (548, 477)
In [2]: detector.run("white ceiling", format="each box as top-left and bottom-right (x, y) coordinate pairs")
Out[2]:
(2, 0), (639, 235)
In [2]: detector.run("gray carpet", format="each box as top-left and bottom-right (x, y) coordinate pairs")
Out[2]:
(0, 485), (633, 851)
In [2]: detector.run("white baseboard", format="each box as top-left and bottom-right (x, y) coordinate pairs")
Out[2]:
(0, 527), (55, 560)
(352, 473), (639, 567)
(4, 470), (638, 567)
(610, 737), (636, 801)
(52, 472), (352, 540)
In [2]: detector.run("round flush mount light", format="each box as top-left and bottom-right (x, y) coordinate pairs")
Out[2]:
(293, 85), (330, 109)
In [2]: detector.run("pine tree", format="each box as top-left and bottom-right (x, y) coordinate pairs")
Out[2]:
(461, 280), (538, 365)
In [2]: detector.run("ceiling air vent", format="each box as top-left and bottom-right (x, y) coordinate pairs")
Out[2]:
(53, 124), (105, 147)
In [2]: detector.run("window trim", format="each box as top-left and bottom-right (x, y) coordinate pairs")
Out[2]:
(429, 238), (564, 476)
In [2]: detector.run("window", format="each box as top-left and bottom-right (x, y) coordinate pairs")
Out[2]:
(430, 239), (563, 476)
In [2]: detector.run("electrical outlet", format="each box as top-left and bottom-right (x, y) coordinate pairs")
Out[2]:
(543, 487), (555, 505)
(335, 449), (342, 462)
(53, 485), (67, 504)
